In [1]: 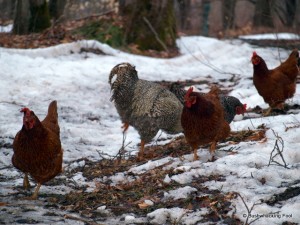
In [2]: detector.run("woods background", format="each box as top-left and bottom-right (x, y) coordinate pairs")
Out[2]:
(1, 0), (300, 37)
(0, 0), (299, 54)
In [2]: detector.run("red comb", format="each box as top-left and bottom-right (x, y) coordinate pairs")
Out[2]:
(252, 51), (257, 57)
(186, 87), (194, 97)
(20, 107), (31, 116)
(243, 104), (247, 111)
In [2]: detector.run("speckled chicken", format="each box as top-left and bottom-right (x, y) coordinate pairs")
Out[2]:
(109, 63), (183, 159)
(170, 83), (246, 123)
(12, 101), (63, 200)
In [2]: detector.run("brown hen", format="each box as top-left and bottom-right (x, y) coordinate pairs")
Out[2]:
(251, 49), (299, 115)
(181, 86), (230, 161)
(12, 101), (63, 200)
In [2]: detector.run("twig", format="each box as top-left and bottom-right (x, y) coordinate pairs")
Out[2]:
(143, 16), (168, 52)
(64, 214), (102, 225)
(113, 131), (132, 161)
(235, 192), (263, 225)
(178, 38), (244, 77)
(0, 165), (13, 170)
(245, 112), (256, 129)
(268, 130), (289, 169)
(0, 101), (24, 107)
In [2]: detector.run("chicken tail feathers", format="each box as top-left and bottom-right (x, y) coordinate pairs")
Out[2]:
(45, 101), (58, 123)
(208, 85), (221, 98)
(42, 101), (60, 135)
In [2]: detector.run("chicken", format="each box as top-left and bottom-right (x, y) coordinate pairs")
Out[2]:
(181, 86), (230, 161)
(251, 49), (299, 116)
(109, 63), (183, 159)
(170, 83), (246, 123)
(12, 101), (63, 200)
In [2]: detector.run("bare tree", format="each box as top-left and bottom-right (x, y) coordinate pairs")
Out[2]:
(13, 0), (30, 34)
(13, 0), (51, 34)
(49, 0), (67, 22)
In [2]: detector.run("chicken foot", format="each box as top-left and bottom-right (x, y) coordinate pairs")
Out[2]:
(24, 183), (41, 200)
(23, 173), (31, 190)
(209, 142), (217, 162)
(263, 107), (272, 116)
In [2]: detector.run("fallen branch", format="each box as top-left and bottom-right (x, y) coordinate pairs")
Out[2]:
(143, 16), (168, 52)
(265, 186), (300, 206)
(0, 165), (13, 170)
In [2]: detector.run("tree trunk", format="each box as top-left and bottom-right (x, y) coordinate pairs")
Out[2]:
(29, 0), (51, 33)
(49, 0), (67, 22)
(13, 0), (31, 34)
(119, 0), (177, 52)
(253, 0), (273, 28)
(13, 0), (51, 34)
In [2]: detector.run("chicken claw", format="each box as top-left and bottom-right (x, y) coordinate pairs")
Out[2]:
(262, 107), (272, 116)
(23, 183), (41, 200)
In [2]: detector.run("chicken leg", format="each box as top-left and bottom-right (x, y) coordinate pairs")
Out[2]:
(209, 141), (217, 161)
(137, 140), (145, 160)
(122, 122), (129, 132)
(193, 148), (199, 161)
(23, 173), (31, 190)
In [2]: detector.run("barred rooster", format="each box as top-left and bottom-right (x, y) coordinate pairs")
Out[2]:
(109, 63), (183, 159)
(170, 83), (246, 123)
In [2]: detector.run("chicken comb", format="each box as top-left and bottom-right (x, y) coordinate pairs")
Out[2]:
(186, 87), (194, 97)
(252, 51), (257, 57)
(20, 107), (31, 117)
(243, 104), (247, 112)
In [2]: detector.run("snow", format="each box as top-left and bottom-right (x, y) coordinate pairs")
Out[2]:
(1, 34), (300, 224)
(239, 33), (300, 40)
(163, 186), (197, 200)
(0, 24), (13, 33)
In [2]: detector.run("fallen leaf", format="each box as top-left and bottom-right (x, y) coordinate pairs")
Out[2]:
(138, 202), (151, 209)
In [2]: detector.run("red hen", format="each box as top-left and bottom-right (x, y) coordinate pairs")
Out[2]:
(251, 49), (299, 115)
(181, 86), (230, 161)
(12, 101), (63, 200)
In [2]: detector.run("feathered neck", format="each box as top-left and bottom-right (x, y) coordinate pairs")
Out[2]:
(22, 117), (44, 135)
(253, 57), (269, 76)
(186, 94), (215, 117)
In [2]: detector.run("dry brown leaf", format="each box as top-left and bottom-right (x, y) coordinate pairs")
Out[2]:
(138, 202), (151, 209)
